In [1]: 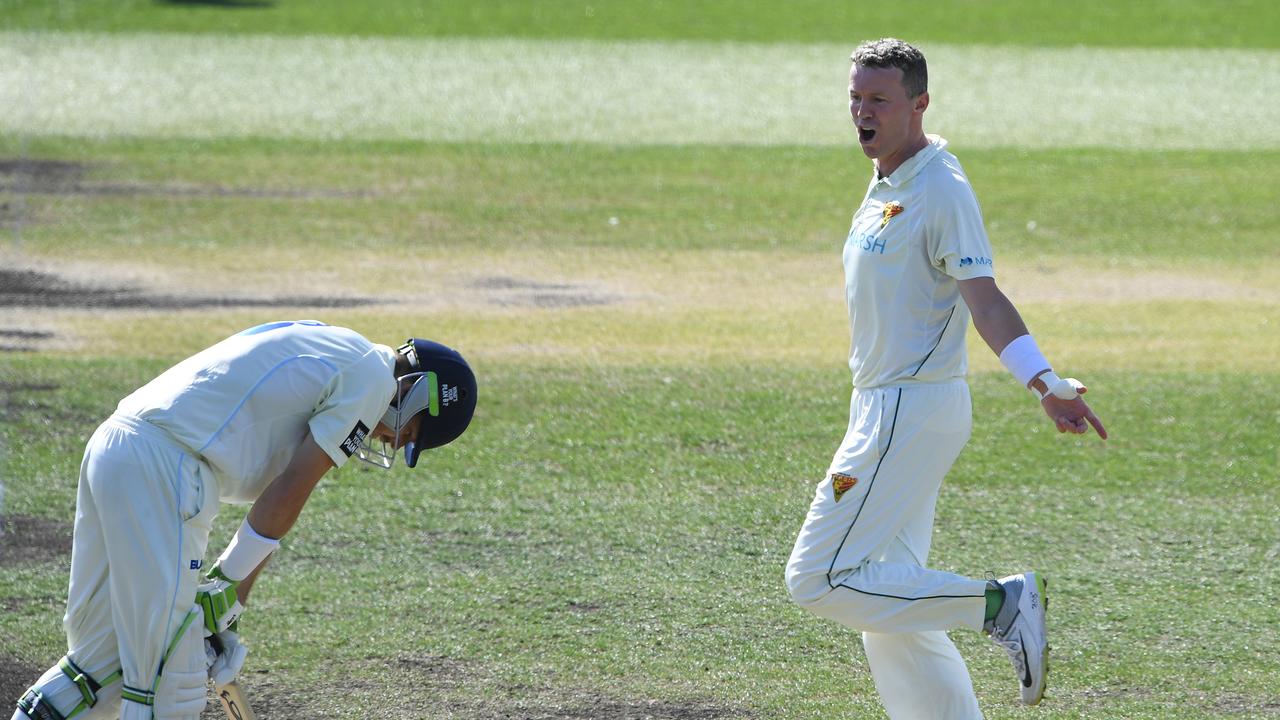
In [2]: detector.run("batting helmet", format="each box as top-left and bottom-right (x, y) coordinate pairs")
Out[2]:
(389, 339), (478, 467)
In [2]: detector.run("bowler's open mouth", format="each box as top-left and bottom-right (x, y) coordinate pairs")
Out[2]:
(858, 127), (876, 143)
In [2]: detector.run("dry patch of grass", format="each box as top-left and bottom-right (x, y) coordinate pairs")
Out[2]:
(5, 247), (1276, 375)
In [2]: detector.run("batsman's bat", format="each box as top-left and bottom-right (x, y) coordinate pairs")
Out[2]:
(215, 681), (256, 720)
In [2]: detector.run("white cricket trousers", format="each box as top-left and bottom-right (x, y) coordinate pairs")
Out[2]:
(786, 381), (988, 720)
(14, 414), (219, 720)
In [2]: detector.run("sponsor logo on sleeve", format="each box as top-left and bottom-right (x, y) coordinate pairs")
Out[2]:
(959, 256), (993, 268)
(339, 420), (370, 457)
(831, 473), (858, 502)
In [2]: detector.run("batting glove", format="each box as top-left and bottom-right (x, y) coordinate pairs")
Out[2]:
(205, 630), (249, 687)
(197, 564), (244, 634)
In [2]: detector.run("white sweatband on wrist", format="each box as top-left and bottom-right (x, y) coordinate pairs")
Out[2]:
(998, 334), (1052, 388)
(216, 519), (280, 581)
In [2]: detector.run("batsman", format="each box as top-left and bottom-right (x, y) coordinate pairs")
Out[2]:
(12, 321), (477, 720)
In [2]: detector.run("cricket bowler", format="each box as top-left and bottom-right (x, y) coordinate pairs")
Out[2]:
(785, 39), (1107, 718)
(13, 321), (477, 720)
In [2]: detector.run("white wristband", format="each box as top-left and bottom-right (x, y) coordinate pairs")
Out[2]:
(216, 518), (280, 581)
(998, 334), (1051, 388)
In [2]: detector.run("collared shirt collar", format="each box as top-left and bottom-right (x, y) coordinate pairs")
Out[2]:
(873, 134), (948, 188)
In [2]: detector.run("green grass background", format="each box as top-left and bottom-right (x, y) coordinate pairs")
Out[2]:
(3, 0), (1278, 48)
(2, 2), (1278, 719)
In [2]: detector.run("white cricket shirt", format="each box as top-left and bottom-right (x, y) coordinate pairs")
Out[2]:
(116, 321), (397, 503)
(843, 135), (995, 389)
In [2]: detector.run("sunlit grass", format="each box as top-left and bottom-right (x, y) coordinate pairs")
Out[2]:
(2, 0), (1277, 48)
(2, 5), (1277, 714)
(2, 358), (1275, 719)
(3, 33), (1279, 149)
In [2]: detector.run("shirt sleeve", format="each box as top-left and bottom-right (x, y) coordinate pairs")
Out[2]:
(926, 172), (996, 280)
(308, 351), (396, 468)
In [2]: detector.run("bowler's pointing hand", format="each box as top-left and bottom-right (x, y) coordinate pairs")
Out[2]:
(1040, 385), (1107, 439)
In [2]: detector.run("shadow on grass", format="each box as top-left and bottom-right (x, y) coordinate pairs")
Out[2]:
(0, 269), (375, 311)
(0, 515), (72, 566)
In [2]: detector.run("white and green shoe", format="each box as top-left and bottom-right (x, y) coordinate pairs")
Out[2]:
(989, 572), (1049, 705)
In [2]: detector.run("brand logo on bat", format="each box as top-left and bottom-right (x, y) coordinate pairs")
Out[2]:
(340, 420), (370, 457)
(218, 686), (249, 720)
(831, 473), (858, 502)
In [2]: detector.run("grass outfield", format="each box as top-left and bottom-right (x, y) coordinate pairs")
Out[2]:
(0, 138), (1277, 373)
(1, 360), (1276, 719)
(2, 1), (1279, 718)
(2, 0), (1278, 48)
(4, 33), (1280, 150)
(2, 136), (1277, 718)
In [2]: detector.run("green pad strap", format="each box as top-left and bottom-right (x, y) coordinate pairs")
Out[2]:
(120, 685), (155, 706)
(49, 656), (122, 719)
(57, 657), (99, 707)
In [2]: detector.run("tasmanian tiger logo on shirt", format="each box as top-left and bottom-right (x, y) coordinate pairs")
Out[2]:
(831, 473), (858, 502)
(339, 420), (370, 457)
(880, 201), (905, 228)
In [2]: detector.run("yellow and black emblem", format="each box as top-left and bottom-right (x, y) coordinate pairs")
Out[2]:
(880, 201), (905, 228)
(831, 473), (858, 502)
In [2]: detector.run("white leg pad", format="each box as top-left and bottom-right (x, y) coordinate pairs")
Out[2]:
(120, 700), (154, 720)
(152, 606), (210, 720)
(75, 683), (123, 720)
(153, 668), (208, 719)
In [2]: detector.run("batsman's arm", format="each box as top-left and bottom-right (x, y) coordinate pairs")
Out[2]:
(201, 433), (334, 635)
(247, 433), (336, 539)
(223, 434), (334, 606)
(233, 558), (268, 606)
